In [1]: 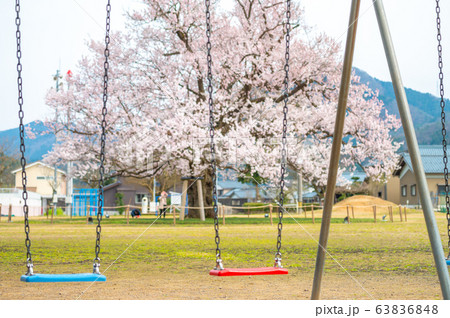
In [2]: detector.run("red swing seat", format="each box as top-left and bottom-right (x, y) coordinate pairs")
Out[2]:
(209, 267), (288, 276)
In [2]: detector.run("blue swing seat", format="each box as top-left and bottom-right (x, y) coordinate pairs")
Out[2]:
(21, 273), (106, 283)
(446, 259), (450, 266)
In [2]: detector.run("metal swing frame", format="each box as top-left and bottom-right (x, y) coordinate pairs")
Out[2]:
(311, 0), (450, 300)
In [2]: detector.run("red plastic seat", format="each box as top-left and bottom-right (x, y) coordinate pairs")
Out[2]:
(209, 267), (288, 276)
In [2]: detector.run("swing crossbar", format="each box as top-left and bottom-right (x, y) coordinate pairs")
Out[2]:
(209, 267), (288, 276)
(20, 273), (106, 283)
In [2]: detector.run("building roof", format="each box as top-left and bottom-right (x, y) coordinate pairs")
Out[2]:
(11, 161), (66, 175)
(217, 180), (251, 190)
(303, 191), (319, 198)
(395, 145), (445, 175)
(0, 188), (42, 199)
(103, 181), (121, 191)
(219, 188), (271, 200)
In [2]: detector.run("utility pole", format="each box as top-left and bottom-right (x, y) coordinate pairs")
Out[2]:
(297, 172), (303, 213)
(153, 177), (156, 203)
(52, 70), (62, 217)
(66, 70), (73, 217)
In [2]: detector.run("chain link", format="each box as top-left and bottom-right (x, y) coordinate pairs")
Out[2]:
(15, 0), (33, 275)
(275, 0), (291, 267)
(94, 0), (111, 273)
(435, 0), (450, 259)
(205, 0), (222, 269)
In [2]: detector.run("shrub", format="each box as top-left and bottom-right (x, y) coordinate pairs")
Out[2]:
(242, 202), (271, 214)
(45, 207), (65, 216)
(115, 192), (125, 215)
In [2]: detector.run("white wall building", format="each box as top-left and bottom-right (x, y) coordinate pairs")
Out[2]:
(0, 188), (42, 217)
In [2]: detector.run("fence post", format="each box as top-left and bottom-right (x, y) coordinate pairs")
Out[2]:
(269, 204), (273, 226)
(346, 205), (350, 220)
(399, 205), (403, 222)
(51, 206), (54, 224)
(180, 180), (188, 221)
(373, 205), (377, 223)
(126, 205), (130, 225)
(404, 206), (407, 222)
(351, 205), (355, 219)
(172, 205), (176, 226)
(389, 206), (393, 222)
(197, 180), (206, 221)
(311, 204), (315, 224)
(8, 204), (12, 223)
(222, 206), (226, 225)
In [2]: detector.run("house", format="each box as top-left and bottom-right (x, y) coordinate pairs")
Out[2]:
(12, 161), (66, 210)
(103, 177), (152, 209)
(392, 145), (446, 207)
(369, 175), (401, 204)
(218, 180), (272, 206)
(302, 191), (321, 204)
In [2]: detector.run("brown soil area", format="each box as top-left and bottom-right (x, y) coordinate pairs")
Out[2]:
(335, 195), (398, 208)
(0, 264), (442, 300)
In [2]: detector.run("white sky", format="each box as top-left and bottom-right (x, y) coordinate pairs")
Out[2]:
(0, 0), (449, 130)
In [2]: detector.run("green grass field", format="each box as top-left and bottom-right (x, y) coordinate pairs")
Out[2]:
(0, 211), (448, 299)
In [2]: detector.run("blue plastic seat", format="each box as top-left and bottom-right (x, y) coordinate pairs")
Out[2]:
(446, 259), (450, 266)
(21, 273), (106, 283)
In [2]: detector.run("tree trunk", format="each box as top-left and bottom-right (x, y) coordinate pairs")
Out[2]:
(187, 179), (200, 218)
(186, 169), (214, 218)
(203, 170), (214, 218)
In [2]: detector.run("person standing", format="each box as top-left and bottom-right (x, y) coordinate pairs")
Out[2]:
(159, 191), (168, 218)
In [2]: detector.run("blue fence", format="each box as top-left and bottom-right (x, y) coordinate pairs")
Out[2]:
(72, 188), (100, 216)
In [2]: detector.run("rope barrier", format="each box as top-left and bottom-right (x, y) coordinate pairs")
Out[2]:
(66, 203), (414, 211)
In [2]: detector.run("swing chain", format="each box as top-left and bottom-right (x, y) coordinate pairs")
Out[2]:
(15, 0), (33, 276)
(275, 0), (291, 268)
(205, 0), (222, 269)
(94, 0), (111, 274)
(435, 0), (450, 259)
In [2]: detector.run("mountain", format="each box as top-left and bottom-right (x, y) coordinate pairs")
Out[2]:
(354, 67), (449, 148)
(0, 69), (448, 161)
(0, 120), (55, 162)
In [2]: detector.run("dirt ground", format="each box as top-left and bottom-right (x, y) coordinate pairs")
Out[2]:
(0, 264), (442, 300)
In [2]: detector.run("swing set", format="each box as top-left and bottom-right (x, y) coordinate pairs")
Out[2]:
(13, 0), (450, 299)
(16, 0), (111, 283)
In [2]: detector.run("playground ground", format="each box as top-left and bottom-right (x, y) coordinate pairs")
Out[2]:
(0, 206), (449, 300)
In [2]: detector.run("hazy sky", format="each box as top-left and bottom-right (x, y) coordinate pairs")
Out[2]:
(0, 0), (449, 130)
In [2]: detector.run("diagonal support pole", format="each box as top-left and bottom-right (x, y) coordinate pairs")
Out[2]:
(310, 0), (361, 300)
(373, 0), (450, 299)
(311, 0), (450, 300)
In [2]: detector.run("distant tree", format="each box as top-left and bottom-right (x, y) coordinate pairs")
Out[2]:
(0, 142), (20, 188)
(44, 0), (401, 215)
(237, 164), (266, 202)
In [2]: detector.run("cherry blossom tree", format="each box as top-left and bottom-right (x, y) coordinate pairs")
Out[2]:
(44, 0), (401, 216)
